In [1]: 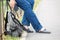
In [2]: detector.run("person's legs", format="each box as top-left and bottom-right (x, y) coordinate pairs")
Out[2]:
(22, 0), (34, 26)
(15, 0), (42, 32)
(27, 0), (34, 9)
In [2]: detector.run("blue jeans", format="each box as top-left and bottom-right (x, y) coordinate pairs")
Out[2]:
(22, 0), (34, 26)
(15, 0), (42, 32)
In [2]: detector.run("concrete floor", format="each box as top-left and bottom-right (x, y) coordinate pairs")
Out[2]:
(26, 0), (60, 40)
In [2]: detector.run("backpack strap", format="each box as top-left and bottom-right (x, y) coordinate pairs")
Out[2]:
(4, 0), (9, 35)
(5, 11), (8, 31)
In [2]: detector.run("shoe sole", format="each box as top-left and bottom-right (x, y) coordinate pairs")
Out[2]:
(37, 32), (51, 34)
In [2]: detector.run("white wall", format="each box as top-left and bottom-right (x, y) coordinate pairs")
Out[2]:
(27, 0), (60, 40)
(34, 0), (60, 30)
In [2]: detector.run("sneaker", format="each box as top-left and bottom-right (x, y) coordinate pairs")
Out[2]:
(37, 28), (51, 34)
(26, 29), (34, 33)
(23, 25), (34, 33)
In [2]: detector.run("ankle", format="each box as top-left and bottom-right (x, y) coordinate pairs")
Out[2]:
(39, 27), (46, 32)
(24, 25), (29, 29)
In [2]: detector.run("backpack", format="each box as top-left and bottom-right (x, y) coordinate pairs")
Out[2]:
(4, 0), (27, 37)
(4, 11), (25, 37)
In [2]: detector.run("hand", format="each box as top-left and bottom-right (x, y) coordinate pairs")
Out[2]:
(9, 0), (16, 10)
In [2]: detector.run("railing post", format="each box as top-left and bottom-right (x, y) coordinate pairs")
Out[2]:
(0, 0), (4, 40)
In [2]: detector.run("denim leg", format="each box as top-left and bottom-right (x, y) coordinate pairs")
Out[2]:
(22, 14), (30, 26)
(22, 0), (34, 26)
(27, 0), (34, 9)
(15, 0), (42, 32)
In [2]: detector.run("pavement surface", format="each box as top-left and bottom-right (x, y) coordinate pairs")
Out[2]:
(25, 0), (60, 40)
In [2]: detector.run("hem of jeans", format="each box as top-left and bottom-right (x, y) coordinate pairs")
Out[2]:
(36, 27), (42, 32)
(22, 23), (30, 26)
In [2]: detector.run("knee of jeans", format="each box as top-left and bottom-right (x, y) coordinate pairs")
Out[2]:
(31, 0), (34, 6)
(15, 0), (32, 11)
(27, 0), (34, 5)
(24, 3), (32, 11)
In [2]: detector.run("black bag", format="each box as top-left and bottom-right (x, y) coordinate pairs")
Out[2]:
(4, 11), (25, 37)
